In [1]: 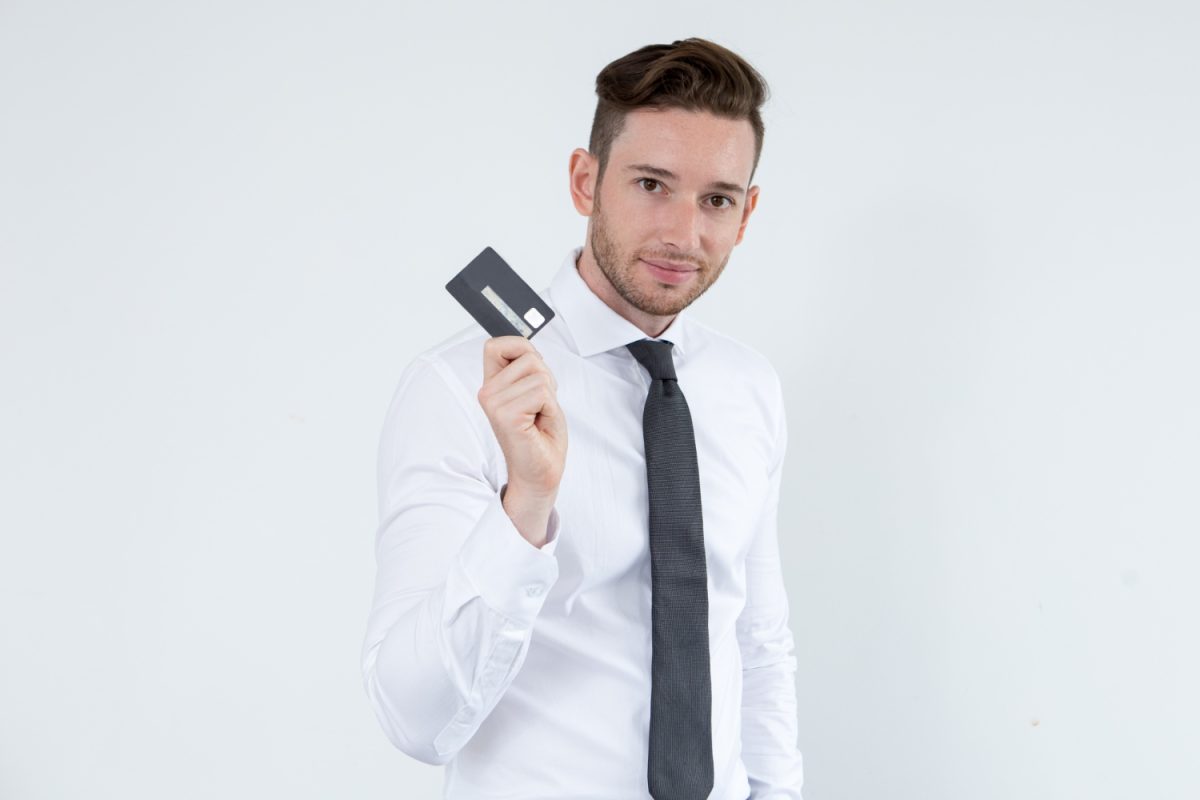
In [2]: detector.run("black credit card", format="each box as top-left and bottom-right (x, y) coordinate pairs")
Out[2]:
(445, 246), (555, 339)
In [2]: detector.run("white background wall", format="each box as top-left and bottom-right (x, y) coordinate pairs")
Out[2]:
(2, 1), (1197, 798)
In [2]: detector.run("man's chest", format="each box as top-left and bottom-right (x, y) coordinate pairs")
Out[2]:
(502, 353), (775, 594)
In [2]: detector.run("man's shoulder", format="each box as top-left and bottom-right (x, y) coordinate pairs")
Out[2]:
(686, 315), (782, 388)
(403, 283), (559, 395)
(420, 322), (490, 367)
(403, 323), (489, 397)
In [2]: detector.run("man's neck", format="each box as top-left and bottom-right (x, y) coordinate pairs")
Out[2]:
(575, 246), (677, 339)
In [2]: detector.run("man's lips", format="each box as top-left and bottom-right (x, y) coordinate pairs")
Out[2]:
(641, 257), (699, 285)
(640, 257), (698, 272)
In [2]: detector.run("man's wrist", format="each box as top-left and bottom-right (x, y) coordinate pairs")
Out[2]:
(501, 483), (558, 548)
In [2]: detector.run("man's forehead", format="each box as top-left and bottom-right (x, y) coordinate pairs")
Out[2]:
(609, 107), (756, 185)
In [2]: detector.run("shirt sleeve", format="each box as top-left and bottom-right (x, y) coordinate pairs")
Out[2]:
(361, 353), (562, 765)
(737, 367), (805, 798)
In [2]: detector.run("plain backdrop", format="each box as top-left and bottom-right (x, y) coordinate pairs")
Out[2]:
(2, 1), (1198, 798)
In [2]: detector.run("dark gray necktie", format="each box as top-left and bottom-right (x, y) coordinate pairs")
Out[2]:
(626, 338), (714, 800)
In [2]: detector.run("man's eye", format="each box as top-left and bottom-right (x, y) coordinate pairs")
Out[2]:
(637, 178), (662, 192)
(709, 195), (734, 209)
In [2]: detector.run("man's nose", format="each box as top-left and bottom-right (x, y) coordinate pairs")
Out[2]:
(660, 197), (703, 253)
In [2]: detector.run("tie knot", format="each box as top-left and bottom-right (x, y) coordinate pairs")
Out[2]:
(626, 338), (677, 381)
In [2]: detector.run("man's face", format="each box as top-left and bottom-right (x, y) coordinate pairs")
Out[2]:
(585, 107), (760, 318)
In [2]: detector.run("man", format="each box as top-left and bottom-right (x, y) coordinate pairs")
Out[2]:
(362, 38), (804, 799)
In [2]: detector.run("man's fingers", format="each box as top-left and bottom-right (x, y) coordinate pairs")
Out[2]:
(487, 372), (557, 424)
(479, 351), (539, 399)
(494, 351), (556, 392)
(482, 346), (556, 394)
(482, 335), (540, 381)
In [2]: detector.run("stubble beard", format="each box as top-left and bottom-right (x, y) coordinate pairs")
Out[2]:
(589, 189), (730, 318)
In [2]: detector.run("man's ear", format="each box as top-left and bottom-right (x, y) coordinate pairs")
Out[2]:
(569, 148), (598, 216)
(734, 184), (760, 246)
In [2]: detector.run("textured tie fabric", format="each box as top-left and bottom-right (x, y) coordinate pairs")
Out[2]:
(626, 338), (714, 800)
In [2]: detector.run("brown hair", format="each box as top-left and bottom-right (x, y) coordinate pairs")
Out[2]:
(589, 37), (770, 186)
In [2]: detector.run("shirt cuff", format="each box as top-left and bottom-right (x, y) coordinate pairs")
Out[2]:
(456, 486), (561, 625)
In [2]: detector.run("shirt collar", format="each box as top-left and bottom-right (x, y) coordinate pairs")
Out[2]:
(547, 246), (690, 360)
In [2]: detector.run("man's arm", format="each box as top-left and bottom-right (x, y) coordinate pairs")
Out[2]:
(737, 368), (805, 798)
(361, 354), (560, 765)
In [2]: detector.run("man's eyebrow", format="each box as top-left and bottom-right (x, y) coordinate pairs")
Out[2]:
(624, 163), (746, 196)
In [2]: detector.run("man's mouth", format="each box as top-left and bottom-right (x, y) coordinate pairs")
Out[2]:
(640, 257), (698, 272)
(641, 258), (699, 285)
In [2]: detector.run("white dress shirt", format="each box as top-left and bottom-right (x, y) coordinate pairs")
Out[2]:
(362, 246), (804, 799)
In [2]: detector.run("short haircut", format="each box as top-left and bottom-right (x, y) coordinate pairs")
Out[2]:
(589, 37), (770, 187)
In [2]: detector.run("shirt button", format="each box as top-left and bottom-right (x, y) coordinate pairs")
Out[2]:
(525, 585), (545, 598)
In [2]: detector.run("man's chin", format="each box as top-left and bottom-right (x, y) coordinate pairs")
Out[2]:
(627, 288), (695, 318)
